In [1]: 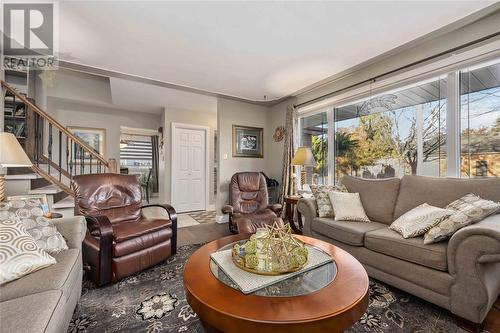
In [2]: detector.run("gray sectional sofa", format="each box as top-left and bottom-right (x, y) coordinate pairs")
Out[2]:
(0, 216), (86, 333)
(297, 175), (500, 325)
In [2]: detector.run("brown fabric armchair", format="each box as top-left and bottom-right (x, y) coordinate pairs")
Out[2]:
(223, 172), (283, 234)
(72, 173), (177, 286)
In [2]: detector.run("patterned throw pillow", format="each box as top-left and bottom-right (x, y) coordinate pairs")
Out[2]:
(310, 184), (347, 218)
(0, 218), (56, 285)
(424, 194), (500, 244)
(0, 198), (68, 254)
(328, 191), (370, 222)
(389, 203), (454, 239)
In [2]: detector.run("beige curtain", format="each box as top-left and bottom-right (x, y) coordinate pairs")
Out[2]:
(279, 105), (298, 207)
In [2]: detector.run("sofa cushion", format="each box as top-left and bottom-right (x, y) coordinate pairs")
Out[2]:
(312, 218), (386, 246)
(341, 176), (400, 224)
(365, 228), (448, 271)
(0, 290), (63, 333)
(394, 175), (500, 220)
(0, 249), (81, 302)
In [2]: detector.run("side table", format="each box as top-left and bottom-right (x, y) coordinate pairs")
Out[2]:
(284, 195), (303, 234)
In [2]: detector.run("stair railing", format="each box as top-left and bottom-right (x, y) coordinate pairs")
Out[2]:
(2, 80), (115, 195)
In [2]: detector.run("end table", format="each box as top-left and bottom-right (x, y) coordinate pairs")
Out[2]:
(284, 195), (303, 234)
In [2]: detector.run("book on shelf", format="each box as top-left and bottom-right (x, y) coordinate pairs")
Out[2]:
(16, 123), (25, 137)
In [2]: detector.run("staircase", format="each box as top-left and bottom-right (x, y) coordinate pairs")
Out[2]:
(2, 80), (117, 216)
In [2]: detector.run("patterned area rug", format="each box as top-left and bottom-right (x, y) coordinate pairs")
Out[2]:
(69, 244), (469, 333)
(188, 211), (216, 224)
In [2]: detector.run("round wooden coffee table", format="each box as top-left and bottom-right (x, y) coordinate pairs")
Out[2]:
(183, 234), (369, 333)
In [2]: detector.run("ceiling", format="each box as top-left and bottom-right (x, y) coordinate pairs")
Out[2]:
(58, 1), (495, 102)
(110, 78), (218, 114)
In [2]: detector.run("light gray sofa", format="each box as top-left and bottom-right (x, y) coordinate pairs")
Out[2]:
(0, 216), (86, 333)
(297, 175), (500, 325)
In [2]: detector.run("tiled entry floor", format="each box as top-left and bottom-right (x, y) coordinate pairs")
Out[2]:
(142, 207), (198, 228)
(187, 210), (216, 224)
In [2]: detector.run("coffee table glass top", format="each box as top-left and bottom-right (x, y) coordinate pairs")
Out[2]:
(209, 240), (337, 297)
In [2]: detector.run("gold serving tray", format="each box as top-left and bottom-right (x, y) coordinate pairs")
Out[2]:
(231, 238), (308, 276)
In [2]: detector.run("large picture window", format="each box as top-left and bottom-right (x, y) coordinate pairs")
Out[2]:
(299, 112), (328, 185)
(298, 57), (500, 184)
(460, 61), (500, 177)
(333, 77), (446, 183)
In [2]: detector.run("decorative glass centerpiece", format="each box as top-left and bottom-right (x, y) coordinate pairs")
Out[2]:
(232, 223), (308, 275)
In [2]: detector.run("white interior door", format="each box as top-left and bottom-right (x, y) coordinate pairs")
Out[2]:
(173, 126), (206, 213)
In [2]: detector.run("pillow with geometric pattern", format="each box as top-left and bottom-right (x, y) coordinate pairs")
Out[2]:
(310, 184), (347, 218)
(389, 203), (454, 239)
(328, 191), (370, 222)
(0, 218), (56, 285)
(0, 198), (68, 254)
(424, 194), (500, 244)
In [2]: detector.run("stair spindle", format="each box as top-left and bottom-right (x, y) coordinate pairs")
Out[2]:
(48, 123), (52, 175)
(80, 146), (84, 174)
(34, 112), (39, 166)
(66, 135), (70, 180)
(58, 131), (62, 182)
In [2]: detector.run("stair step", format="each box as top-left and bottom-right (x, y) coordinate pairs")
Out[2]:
(6, 174), (40, 180)
(28, 184), (62, 195)
(52, 196), (74, 209)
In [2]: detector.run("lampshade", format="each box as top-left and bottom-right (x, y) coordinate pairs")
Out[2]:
(0, 132), (32, 167)
(291, 147), (316, 166)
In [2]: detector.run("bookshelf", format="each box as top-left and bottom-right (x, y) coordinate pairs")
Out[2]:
(3, 69), (29, 148)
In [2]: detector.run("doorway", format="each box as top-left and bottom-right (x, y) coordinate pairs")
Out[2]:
(171, 123), (209, 213)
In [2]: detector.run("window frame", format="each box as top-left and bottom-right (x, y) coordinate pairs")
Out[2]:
(297, 52), (500, 183)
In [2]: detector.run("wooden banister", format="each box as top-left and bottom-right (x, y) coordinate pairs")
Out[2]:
(1, 80), (109, 167)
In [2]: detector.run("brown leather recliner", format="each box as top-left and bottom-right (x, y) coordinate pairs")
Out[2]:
(72, 173), (177, 286)
(222, 172), (283, 234)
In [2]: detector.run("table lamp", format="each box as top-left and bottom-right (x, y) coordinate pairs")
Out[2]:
(291, 147), (316, 192)
(0, 132), (32, 201)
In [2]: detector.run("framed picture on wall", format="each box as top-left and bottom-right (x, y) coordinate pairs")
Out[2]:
(67, 126), (106, 161)
(232, 125), (263, 158)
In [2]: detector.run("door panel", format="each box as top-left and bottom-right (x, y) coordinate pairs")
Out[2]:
(173, 126), (206, 213)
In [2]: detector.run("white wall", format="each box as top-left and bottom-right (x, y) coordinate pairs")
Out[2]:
(266, 99), (293, 183)
(216, 98), (290, 216)
(47, 98), (161, 162)
(160, 108), (217, 206)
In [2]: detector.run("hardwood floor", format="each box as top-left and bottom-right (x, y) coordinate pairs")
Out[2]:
(484, 297), (500, 333)
(178, 222), (500, 332)
(178, 222), (231, 246)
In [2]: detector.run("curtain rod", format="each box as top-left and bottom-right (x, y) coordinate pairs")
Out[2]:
(294, 31), (500, 110)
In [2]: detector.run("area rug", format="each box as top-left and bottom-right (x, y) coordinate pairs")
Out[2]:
(69, 244), (471, 333)
(188, 211), (216, 224)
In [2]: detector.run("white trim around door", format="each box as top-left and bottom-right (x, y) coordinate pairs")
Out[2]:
(171, 122), (210, 213)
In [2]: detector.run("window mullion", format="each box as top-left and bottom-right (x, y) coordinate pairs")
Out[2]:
(327, 108), (335, 184)
(446, 71), (460, 178)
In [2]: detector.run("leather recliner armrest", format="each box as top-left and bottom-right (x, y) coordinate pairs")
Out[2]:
(222, 205), (234, 215)
(141, 204), (178, 255)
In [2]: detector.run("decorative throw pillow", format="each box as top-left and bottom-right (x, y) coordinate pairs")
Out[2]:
(424, 194), (500, 244)
(310, 184), (347, 218)
(328, 191), (370, 222)
(389, 203), (454, 239)
(0, 198), (68, 254)
(0, 218), (56, 285)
